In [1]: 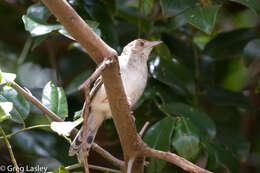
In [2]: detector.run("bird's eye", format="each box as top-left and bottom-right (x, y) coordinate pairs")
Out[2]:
(140, 41), (144, 46)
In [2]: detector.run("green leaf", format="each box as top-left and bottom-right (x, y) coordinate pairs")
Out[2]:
(0, 86), (30, 124)
(160, 0), (198, 17)
(26, 2), (51, 23)
(230, 0), (260, 14)
(160, 102), (216, 138)
(204, 28), (259, 58)
(144, 117), (176, 173)
(184, 5), (220, 34)
(243, 39), (260, 64)
(12, 128), (77, 164)
(65, 70), (93, 95)
(204, 143), (217, 170)
(0, 71), (16, 85)
(41, 82), (68, 119)
(52, 165), (69, 173)
(206, 87), (253, 109)
(0, 101), (13, 122)
(149, 56), (195, 97)
(217, 127), (250, 162)
(213, 143), (239, 173)
(220, 58), (248, 91)
(172, 117), (201, 161)
(22, 15), (62, 37)
(82, 0), (118, 47)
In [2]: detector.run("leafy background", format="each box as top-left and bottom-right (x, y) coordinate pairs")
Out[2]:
(0, 0), (260, 172)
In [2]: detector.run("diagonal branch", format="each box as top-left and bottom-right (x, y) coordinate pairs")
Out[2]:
(92, 143), (124, 168)
(39, 1), (213, 173)
(10, 81), (123, 169)
(40, 1), (144, 172)
(142, 146), (213, 173)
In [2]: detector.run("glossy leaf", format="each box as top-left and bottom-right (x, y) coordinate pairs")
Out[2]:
(220, 58), (248, 91)
(213, 143), (239, 173)
(184, 5), (220, 34)
(206, 87), (253, 109)
(230, 0), (260, 14)
(160, 102), (216, 138)
(0, 86), (30, 124)
(217, 127), (250, 162)
(172, 117), (201, 161)
(82, 0), (118, 47)
(243, 39), (260, 64)
(204, 143), (217, 170)
(204, 28), (259, 58)
(12, 128), (77, 164)
(65, 70), (93, 95)
(41, 82), (68, 119)
(149, 56), (195, 97)
(58, 20), (101, 40)
(26, 2), (51, 23)
(0, 101), (13, 122)
(51, 117), (83, 136)
(22, 15), (62, 37)
(23, 15), (101, 39)
(160, 0), (198, 17)
(144, 117), (176, 173)
(0, 71), (16, 85)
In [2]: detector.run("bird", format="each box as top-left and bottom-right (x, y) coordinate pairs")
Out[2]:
(69, 39), (162, 159)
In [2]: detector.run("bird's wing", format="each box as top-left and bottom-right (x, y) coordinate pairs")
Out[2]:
(69, 75), (103, 156)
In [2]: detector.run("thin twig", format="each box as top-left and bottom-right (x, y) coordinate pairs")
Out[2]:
(142, 146), (212, 173)
(18, 36), (32, 65)
(79, 57), (113, 90)
(10, 81), (122, 169)
(82, 87), (91, 173)
(127, 156), (135, 173)
(0, 124), (50, 140)
(66, 163), (121, 173)
(0, 127), (19, 173)
(92, 143), (124, 168)
(11, 82), (62, 122)
(80, 57), (114, 172)
(139, 121), (150, 137)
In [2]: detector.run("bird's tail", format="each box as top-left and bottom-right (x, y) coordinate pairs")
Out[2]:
(68, 114), (100, 157)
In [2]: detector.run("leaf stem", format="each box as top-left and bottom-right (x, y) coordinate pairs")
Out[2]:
(0, 126), (19, 173)
(18, 36), (32, 65)
(66, 163), (121, 173)
(0, 124), (50, 140)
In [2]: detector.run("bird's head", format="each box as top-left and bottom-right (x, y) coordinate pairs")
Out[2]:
(122, 39), (162, 59)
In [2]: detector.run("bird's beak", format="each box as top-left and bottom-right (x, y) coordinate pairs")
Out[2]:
(146, 41), (163, 48)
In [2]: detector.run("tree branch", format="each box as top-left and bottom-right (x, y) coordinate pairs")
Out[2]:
(82, 88), (90, 173)
(38, 1), (213, 173)
(142, 146), (212, 173)
(11, 82), (62, 122)
(0, 127), (19, 173)
(66, 163), (121, 173)
(92, 143), (124, 169)
(40, 1), (144, 172)
(9, 81), (122, 169)
(41, 0), (117, 64)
